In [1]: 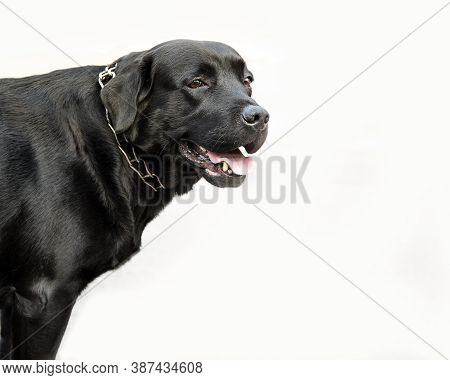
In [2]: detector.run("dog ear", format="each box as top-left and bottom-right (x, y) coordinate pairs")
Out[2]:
(100, 51), (154, 133)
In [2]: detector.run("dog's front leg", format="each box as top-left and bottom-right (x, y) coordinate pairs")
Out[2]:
(3, 285), (77, 360)
(0, 286), (15, 359)
(0, 305), (13, 359)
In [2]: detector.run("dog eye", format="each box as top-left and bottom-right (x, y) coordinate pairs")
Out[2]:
(244, 77), (253, 87)
(187, 79), (206, 89)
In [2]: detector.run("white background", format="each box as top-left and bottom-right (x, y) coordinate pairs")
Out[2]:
(1, 0), (449, 360)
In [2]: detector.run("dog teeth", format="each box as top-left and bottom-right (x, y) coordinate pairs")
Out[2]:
(238, 146), (254, 157)
(220, 161), (233, 174)
(199, 146), (207, 153)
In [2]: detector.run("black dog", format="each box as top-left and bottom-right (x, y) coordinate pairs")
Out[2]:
(0, 40), (269, 359)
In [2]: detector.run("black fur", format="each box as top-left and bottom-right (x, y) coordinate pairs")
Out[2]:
(0, 40), (268, 359)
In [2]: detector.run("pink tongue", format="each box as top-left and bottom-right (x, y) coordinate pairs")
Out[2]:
(206, 150), (253, 175)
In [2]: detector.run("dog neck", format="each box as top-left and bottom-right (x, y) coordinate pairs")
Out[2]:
(59, 66), (200, 251)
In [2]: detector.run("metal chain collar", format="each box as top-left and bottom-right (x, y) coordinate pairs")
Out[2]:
(98, 64), (164, 192)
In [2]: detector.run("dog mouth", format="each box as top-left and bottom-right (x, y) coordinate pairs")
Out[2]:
(178, 141), (255, 187)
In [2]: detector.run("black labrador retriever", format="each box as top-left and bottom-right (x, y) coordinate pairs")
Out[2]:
(0, 40), (268, 359)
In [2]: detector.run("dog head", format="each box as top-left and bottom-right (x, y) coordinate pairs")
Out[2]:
(100, 40), (269, 188)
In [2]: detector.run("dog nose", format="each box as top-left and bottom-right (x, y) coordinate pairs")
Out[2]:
(242, 105), (270, 130)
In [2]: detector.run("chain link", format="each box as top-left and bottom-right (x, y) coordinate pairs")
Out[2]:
(98, 64), (164, 192)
